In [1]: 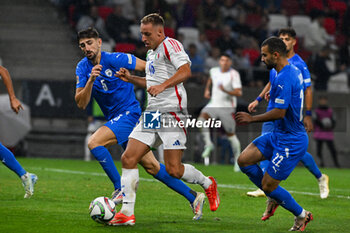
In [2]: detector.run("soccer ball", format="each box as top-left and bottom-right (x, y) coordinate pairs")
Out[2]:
(89, 197), (116, 223)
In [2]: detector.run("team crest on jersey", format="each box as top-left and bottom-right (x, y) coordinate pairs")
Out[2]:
(149, 61), (155, 76)
(105, 69), (112, 77)
(155, 53), (160, 60)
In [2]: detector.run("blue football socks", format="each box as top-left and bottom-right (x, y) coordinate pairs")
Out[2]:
(240, 164), (263, 189)
(0, 143), (26, 177)
(91, 146), (121, 190)
(267, 186), (303, 216)
(300, 152), (322, 179)
(154, 163), (196, 203)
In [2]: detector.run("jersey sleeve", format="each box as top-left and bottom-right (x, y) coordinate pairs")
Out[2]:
(231, 70), (242, 89)
(299, 62), (311, 89)
(163, 39), (191, 70)
(76, 61), (88, 88)
(273, 75), (291, 110)
(110, 52), (136, 70)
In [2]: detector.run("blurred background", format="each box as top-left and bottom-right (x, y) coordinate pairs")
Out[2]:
(0, 0), (349, 167)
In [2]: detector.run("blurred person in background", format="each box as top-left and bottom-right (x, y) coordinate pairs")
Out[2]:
(313, 96), (340, 168)
(0, 65), (37, 198)
(198, 54), (242, 171)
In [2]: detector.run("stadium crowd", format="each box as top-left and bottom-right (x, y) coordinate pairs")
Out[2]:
(51, 0), (350, 89)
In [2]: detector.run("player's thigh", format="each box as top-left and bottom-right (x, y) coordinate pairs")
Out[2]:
(88, 126), (117, 148)
(219, 110), (236, 134)
(200, 106), (218, 120)
(238, 142), (266, 167)
(139, 151), (160, 176)
(122, 138), (150, 169)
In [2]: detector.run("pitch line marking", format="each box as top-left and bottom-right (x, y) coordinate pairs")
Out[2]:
(27, 167), (350, 200)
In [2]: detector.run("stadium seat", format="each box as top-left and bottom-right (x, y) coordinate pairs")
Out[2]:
(328, 72), (349, 93)
(242, 48), (260, 65)
(268, 14), (288, 34)
(98, 6), (113, 21)
(205, 29), (222, 46)
(282, 0), (300, 16)
(114, 43), (136, 53)
(323, 17), (337, 35)
(245, 13), (262, 29)
(68, 4), (76, 27)
(164, 27), (175, 38)
(305, 0), (324, 13)
(290, 15), (312, 38)
(129, 24), (141, 41)
(178, 27), (199, 46)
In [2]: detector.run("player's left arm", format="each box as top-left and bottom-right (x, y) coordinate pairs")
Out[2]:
(220, 88), (242, 96)
(220, 70), (242, 96)
(134, 57), (146, 71)
(236, 108), (286, 124)
(304, 86), (313, 132)
(147, 63), (191, 97)
(0, 66), (23, 114)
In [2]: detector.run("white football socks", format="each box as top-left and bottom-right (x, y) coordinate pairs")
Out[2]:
(120, 168), (139, 216)
(198, 117), (213, 147)
(181, 164), (212, 189)
(228, 134), (241, 161)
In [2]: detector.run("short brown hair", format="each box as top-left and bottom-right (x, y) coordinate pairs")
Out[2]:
(278, 27), (297, 38)
(77, 27), (99, 43)
(141, 13), (164, 26)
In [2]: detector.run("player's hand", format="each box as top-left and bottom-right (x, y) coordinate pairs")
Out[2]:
(10, 97), (23, 114)
(265, 91), (270, 101)
(204, 89), (211, 99)
(304, 115), (314, 132)
(235, 111), (253, 124)
(219, 84), (226, 92)
(90, 64), (102, 81)
(115, 68), (131, 82)
(147, 84), (166, 97)
(248, 100), (259, 113)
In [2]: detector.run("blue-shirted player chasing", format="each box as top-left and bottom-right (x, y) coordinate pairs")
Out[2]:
(74, 28), (205, 219)
(236, 37), (313, 231)
(246, 28), (329, 201)
(0, 65), (37, 198)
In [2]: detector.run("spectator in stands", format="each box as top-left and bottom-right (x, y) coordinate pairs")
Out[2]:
(205, 46), (221, 74)
(304, 10), (332, 54)
(195, 32), (212, 59)
(312, 46), (336, 90)
(187, 43), (205, 82)
(339, 36), (350, 87)
(220, 0), (239, 28)
(174, 0), (196, 28)
(215, 25), (238, 54)
(313, 96), (340, 167)
(144, 0), (171, 18)
(76, 5), (110, 41)
(197, 0), (222, 31)
(105, 4), (131, 43)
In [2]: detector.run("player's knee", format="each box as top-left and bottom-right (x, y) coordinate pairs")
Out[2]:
(87, 137), (97, 150)
(121, 153), (137, 168)
(237, 153), (246, 167)
(165, 166), (182, 179)
(261, 182), (275, 194)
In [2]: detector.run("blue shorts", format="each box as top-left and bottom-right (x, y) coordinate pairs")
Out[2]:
(105, 111), (140, 149)
(261, 121), (274, 135)
(253, 132), (308, 180)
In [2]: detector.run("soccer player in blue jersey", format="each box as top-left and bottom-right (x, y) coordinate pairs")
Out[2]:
(0, 65), (37, 198)
(74, 27), (205, 219)
(246, 28), (329, 201)
(236, 37), (313, 231)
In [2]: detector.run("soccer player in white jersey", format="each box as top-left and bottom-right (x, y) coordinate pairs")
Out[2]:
(108, 13), (220, 226)
(199, 54), (242, 170)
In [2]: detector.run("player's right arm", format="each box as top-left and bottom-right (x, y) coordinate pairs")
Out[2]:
(115, 68), (146, 88)
(0, 65), (23, 113)
(204, 77), (212, 99)
(75, 64), (102, 109)
(134, 57), (146, 71)
(248, 81), (271, 113)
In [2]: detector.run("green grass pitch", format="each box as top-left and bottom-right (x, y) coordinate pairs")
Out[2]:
(0, 158), (349, 233)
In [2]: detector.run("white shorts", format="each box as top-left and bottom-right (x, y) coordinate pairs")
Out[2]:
(129, 112), (187, 150)
(201, 106), (236, 134)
